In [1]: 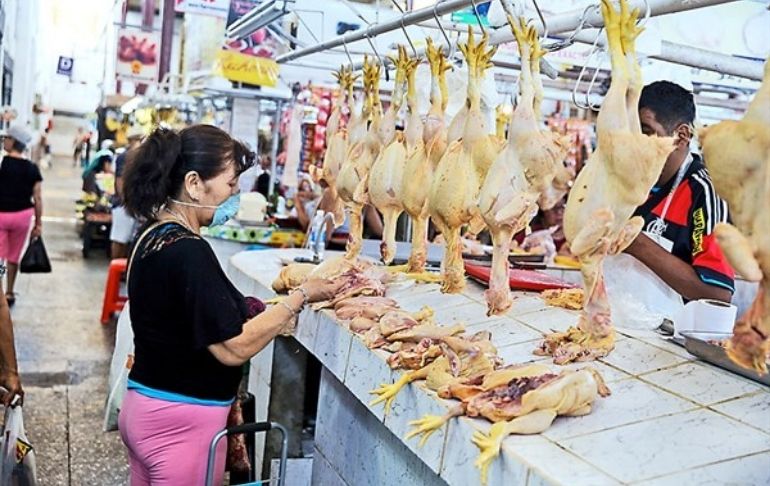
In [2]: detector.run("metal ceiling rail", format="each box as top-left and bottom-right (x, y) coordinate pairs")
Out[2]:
(342, 0), (763, 82)
(275, 0), (476, 63)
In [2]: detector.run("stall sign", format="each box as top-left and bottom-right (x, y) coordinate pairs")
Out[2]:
(57, 56), (74, 76)
(215, 50), (279, 87)
(115, 28), (160, 83)
(175, 0), (230, 18)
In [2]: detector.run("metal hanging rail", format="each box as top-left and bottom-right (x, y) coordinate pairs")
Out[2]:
(275, 0), (476, 63)
(325, 0), (762, 82)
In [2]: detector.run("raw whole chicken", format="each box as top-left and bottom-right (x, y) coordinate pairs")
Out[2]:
(337, 57), (383, 259)
(311, 265), (390, 310)
(429, 28), (505, 293)
(477, 18), (570, 315)
(368, 46), (419, 264)
(407, 365), (610, 485)
(536, 0), (673, 363)
(402, 38), (452, 273)
(700, 58), (770, 374)
(310, 66), (357, 226)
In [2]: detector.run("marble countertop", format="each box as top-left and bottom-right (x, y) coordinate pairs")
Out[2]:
(229, 249), (770, 486)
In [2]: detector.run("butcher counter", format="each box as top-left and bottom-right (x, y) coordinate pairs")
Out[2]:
(225, 248), (770, 486)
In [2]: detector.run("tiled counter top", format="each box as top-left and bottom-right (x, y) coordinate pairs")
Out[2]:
(229, 249), (770, 486)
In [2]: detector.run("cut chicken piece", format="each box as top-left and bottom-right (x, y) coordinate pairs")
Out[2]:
(378, 306), (434, 337)
(542, 288), (584, 310)
(539, 0), (673, 363)
(334, 296), (399, 321)
(700, 59), (770, 374)
(271, 263), (316, 293)
(312, 266), (389, 310)
(429, 27), (505, 294)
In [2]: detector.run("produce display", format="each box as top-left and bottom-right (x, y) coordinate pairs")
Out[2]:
(700, 59), (770, 374)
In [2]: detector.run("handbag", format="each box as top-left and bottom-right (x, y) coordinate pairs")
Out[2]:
(19, 238), (51, 274)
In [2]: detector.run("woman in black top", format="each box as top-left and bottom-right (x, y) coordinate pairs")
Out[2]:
(118, 125), (341, 485)
(0, 126), (43, 306)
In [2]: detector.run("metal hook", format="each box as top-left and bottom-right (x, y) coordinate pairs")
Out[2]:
(433, 1), (455, 59)
(572, 26), (604, 111)
(365, 33), (389, 81)
(637, 0), (652, 29)
(543, 3), (598, 53)
(389, 0), (417, 56)
(469, 0), (486, 36)
(342, 36), (354, 67)
(530, 0), (549, 41)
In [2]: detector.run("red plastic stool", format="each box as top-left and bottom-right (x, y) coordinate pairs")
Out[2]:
(101, 258), (128, 324)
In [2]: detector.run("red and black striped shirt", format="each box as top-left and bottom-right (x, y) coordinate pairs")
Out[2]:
(633, 153), (735, 293)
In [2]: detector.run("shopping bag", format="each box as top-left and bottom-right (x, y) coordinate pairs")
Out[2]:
(0, 404), (37, 486)
(103, 303), (134, 432)
(19, 238), (51, 274)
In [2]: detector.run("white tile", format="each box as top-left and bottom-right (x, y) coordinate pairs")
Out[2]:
(314, 315), (353, 382)
(711, 391), (770, 434)
(440, 416), (536, 486)
(544, 378), (693, 441)
(506, 293), (549, 317)
(462, 281), (487, 303)
(387, 281), (441, 301)
(634, 452), (770, 486)
(513, 307), (581, 334)
(343, 336), (395, 422)
(497, 340), (550, 366)
(562, 409), (770, 483)
(642, 362), (764, 406)
(430, 301), (490, 327)
(634, 334), (696, 360)
(294, 308), (321, 352)
(601, 338), (687, 375)
(383, 383), (453, 474)
(513, 440), (621, 486)
(466, 318), (544, 348)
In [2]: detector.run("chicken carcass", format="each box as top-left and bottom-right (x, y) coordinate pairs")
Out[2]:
(700, 58), (770, 374)
(333, 296), (398, 321)
(429, 28), (505, 293)
(310, 66), (358, 226)
(402, 38), (452, 274)
(537, 0), (673, 363)
(477, 18), (570, 315)
(337, 57), (383, 259)
(311, 265), (389, 310)
(369, 46), (419, 264)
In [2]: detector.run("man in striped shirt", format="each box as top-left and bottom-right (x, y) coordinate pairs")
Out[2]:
(625, 81), (734, 303)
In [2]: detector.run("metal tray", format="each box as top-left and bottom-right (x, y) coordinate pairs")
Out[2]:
(681, 331), (770, 387)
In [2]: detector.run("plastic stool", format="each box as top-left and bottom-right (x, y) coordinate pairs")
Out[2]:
(101, 258), (128, 324)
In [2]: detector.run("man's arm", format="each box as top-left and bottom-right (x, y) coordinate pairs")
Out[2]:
(625, 233), (732, 302)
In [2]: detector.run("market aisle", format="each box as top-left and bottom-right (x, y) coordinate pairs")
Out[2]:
(11, 151), (129, 484)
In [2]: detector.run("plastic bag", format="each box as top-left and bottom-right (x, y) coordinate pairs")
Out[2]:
(604, 254), (684, 330)
(104, 303), (134, 431)
(0, 404), (37, 486)
(19, 238), (51, 274)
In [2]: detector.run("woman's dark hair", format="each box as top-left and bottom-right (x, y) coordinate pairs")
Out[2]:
(122, 125), (254, 220)
(11, 139), (26, 153)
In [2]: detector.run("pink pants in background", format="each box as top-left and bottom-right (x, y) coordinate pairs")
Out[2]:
(119, 390), (230, 486)
(0, 208), (34, 264)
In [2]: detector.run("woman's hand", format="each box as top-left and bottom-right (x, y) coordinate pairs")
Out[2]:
(298, 278), (345, 303)
(0, 369), (23, 407)
(31, 223), (42, 239)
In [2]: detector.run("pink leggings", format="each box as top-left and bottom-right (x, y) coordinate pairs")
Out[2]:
(119, 390), (230, 486)
(0, 208), (34, 264)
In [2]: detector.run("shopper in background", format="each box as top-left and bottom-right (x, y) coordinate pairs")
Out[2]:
(109, 128), (143, 258)
(81, 150), (114, 197)
(119, 125), (342, 485)
(0, 263), (23, 406)
(0, 126), (43, 307)
(625, 81), (734, 302)
(293, 175), (319, 231)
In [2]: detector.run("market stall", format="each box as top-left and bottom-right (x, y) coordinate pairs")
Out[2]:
(202, 0), (770, 483)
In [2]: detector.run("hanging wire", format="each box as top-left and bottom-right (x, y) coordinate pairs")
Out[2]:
(542, 3), (599, 52)
(572, 25), (605, 111)
(433, 1), (455, 59)
(530, 0), (549, 41)
(365, 33), (389, 81)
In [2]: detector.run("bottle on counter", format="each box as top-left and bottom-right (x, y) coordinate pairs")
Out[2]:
(308, 210), (327, 261)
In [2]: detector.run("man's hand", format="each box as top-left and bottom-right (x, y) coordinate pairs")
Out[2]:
(0, 369), (23, 407)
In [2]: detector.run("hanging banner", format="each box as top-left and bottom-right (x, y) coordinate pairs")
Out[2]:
(214, 0), (280, 87)
(175, 0), (231, 18)
(57, 56), (74, 76)
(116, 28), (160, 83)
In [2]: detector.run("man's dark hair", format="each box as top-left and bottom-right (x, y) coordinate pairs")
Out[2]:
(639, 81), (696, 133)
